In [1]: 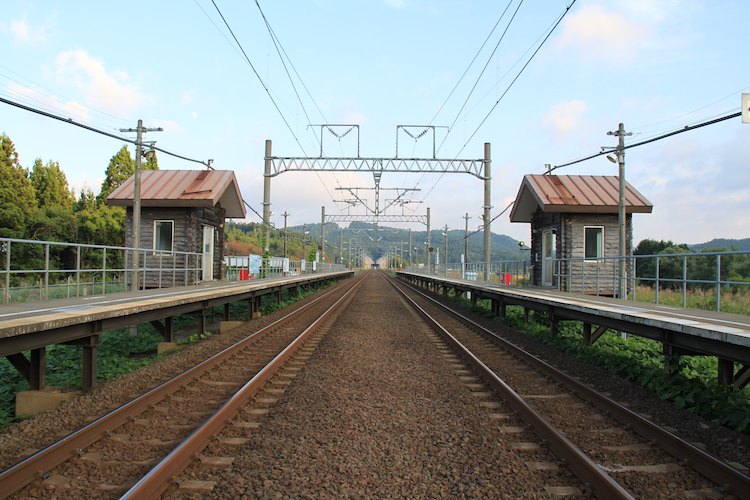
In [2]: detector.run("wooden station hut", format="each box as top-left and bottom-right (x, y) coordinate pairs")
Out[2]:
(509, 174), (652, 295)
(108, 169), (246, 286)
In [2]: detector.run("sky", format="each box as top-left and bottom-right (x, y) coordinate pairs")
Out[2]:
(1, 0), (748, 246)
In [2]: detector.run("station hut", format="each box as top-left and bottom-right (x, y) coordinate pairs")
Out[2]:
(509, 174), (652, 296)
(108, 169), (246, 287)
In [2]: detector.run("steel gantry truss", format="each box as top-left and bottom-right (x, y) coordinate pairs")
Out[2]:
(262, 126), (492, 277)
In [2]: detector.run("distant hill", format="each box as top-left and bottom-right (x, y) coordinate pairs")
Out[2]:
(688, 238), (750, 252)
(288, 221), (527, 262)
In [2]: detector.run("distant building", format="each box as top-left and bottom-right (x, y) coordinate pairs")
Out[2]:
(108, 169), (246, 286)
(509, 174), (652, 295)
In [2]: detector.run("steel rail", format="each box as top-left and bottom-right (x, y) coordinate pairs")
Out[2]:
(122, 272), (366, 498)
(386, 274), (634, 499)
(0, 275), (357, 498)
(393, 275), (750, 496)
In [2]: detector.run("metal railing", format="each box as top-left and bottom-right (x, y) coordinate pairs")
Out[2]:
(405, 250), (750, 314)
(1, 237), (203, 304)
(406, 259), (531, 286)
(555, 251), (750, 312)
(223, 256), (346, 282)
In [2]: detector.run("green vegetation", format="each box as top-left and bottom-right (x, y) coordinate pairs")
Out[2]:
(0, 134), (162, 295)
(454, 295), (750, 434)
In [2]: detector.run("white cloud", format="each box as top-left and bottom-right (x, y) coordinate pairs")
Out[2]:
(1, 16), (48, 45)
(180, 90), (195, 105)
(154, 119), (182, 133)
(54, 49), (144, 115)
(556, 5), (649, 63)
(542, 100), (587, 139)
(6, 82), (90, 122)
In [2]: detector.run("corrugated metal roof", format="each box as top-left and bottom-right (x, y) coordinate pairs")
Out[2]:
(107, 169), (246, 218)
(509, 174), (652, 223)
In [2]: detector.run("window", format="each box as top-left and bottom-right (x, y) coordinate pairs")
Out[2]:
(584, 226), (603, 259)
(154, 220), (174, 252)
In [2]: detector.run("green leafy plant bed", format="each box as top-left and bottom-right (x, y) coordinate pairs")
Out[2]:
(457, 296), (750, 435)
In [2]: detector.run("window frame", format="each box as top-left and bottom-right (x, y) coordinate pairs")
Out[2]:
(153, 220), (175, 253)
(583, 225), (604, 260)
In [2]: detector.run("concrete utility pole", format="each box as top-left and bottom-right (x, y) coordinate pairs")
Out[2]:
(119, 119), (162, 291)
(483, 143), (492, 281)
(282, 211), (289, 258)
(443, 224), (449, 277)
(463, 213), (470, 264)
(608, 123), (632, 300)
(426, 207), (432, 274)
(263, 140), (272, 253)
(408, 229), (413, 267)
(320, 206), (326, 261)
(339, 226), (344, 265)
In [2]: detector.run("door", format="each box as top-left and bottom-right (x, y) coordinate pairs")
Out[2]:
(202, 225), (215, 281)
(542, 230), (556, 287)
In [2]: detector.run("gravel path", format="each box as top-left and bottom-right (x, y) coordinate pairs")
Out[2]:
(209, 272), (579, 497)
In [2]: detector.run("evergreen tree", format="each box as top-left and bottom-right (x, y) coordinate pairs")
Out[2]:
(97, 145), (159, 204)
(30, 158), (74, 209)
(98, 145), (134, 203)
(75, 187), (125, 246)
(0, 133), (36, 237)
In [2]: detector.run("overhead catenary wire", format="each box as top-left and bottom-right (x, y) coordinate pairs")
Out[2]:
(253, 0), (345, 206)
(437, 0), (524, 155)
(428, 0), (516, 127)
(420, 1), (577, 204)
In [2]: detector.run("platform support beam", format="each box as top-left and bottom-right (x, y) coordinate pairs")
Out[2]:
(663, 344), (681, 376)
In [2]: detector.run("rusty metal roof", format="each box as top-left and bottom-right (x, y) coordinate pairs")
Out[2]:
(509, 174), (653, 223)
(107, 169), (246, 218)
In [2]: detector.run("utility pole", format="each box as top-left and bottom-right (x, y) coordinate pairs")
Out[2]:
(408, 228), (413, 267)
(608, 123), (632, 300)
(340, 227), (344, 265)
(282, 211), (289, 258)
(443, 224), (449, 277)
(320, 206), (326, 262)
(463, 213), (470, 265)
(426, 207), (431, 274)
(119, 119), (162, 291)
(263, 140), (272, 253)
(483, 143), (492, 281)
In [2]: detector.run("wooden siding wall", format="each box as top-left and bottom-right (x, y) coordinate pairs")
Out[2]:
(529, 211), (633, 296)
(125, 205), (226, 287)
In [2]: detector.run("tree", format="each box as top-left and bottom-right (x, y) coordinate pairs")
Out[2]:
(97, 145), (159, 204)
(75, 188), (125, 246)
(0, 133), (36, 238)
(30, 158), (74, 209)
(98, 145), (134, 203)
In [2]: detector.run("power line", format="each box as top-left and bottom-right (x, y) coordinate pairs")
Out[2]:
(420, 1), (576, 204)
(428, 0), (515, 126)
(0, 95), (212, 168)
(209, 0), (307, 157)
(547, 111), (741, 174)
(438, 0), (524, 154)
(457, 0), (576, 156)
(253, 0), (344, 205)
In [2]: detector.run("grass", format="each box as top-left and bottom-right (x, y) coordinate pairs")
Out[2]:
(634, 284), (750, 315)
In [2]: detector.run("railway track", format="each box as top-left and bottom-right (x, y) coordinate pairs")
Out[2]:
(388, 273), (750, 498)
(0, 273), (364, 499)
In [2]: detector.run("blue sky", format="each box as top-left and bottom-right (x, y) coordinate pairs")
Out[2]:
(1, 0), (748, 245)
